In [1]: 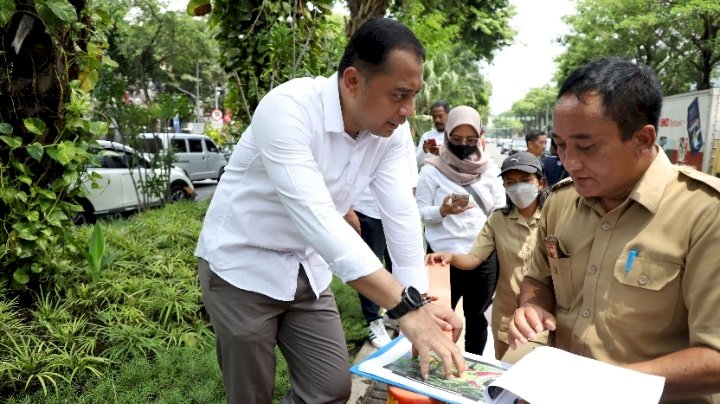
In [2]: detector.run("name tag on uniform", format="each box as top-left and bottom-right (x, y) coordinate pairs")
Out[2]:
(545, 235), (560, 260)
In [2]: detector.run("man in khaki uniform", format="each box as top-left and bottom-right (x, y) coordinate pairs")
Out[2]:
(508, 57), (720, 403)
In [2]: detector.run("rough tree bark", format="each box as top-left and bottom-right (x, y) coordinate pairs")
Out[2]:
(346, 0), (388, 38)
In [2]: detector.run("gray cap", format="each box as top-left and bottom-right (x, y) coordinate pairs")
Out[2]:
(500, 152), (543, 175)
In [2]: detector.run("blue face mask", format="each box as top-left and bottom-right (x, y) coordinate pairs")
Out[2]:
(506, 182), (539, 209)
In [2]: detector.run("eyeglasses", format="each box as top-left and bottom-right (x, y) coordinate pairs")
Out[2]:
(448, 136), (480, 146)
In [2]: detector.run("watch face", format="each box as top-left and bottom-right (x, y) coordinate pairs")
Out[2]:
(406, 286), (423, 306)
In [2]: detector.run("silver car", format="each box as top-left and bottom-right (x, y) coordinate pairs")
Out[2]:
(139, 133), (228, 182)
(509, 138), (528, 155)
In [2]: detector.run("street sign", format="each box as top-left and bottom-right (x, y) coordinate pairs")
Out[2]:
(211, 109), (223, 121)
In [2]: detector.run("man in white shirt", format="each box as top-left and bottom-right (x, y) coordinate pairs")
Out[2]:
(415, 100), (449, 167)
(195, 18), (465, 404)
(351, 122), (419, 348)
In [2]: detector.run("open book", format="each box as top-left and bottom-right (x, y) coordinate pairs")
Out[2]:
(350, 336), (665, 404)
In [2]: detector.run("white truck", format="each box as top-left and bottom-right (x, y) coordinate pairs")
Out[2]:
(657, 88), (720, 176)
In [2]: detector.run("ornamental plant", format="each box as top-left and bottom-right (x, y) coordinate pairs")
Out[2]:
(0, 0), (114, 289)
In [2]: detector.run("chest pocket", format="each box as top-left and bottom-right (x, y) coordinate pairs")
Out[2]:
(607, 255), (682, 333)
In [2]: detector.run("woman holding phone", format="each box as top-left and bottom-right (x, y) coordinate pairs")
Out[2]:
(416, 105), (505, 355)
(426, 152), (550, 359)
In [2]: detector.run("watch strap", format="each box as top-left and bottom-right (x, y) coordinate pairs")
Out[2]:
(386, 287), (426, 320)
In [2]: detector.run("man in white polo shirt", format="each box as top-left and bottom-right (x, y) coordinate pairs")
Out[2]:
(195, 18), (465, 404)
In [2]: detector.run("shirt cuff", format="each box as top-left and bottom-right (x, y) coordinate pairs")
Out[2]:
(691, 328), (720, 352)
(422, 206), (444, 223)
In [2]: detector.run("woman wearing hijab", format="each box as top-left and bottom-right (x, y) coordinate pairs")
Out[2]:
(426, 152), (550, 359)
(416, 105), (506, 355)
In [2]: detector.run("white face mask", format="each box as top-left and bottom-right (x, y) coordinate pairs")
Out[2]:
(506, 182), (539, 209)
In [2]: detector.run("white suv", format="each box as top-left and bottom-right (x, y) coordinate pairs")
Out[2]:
(138, 133), (228, 181)
(73, 140), (195, 224)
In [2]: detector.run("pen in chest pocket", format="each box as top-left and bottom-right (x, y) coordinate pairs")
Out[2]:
(625, 250), (637, 273)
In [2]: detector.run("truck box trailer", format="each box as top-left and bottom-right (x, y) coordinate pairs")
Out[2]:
(657, 88), (720, 177)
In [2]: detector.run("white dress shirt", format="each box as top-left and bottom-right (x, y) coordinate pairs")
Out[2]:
(195, 73), (428, 301)
(415, 129), (445, 167)
(416, 163), (506, 254)
(353, 122), (419, 219)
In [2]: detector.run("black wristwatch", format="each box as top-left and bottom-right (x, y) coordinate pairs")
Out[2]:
(386, 286), (425, 319)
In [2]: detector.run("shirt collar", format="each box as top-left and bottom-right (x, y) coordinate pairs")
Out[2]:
(321, 73), (345, 134)
(508, 205), (542, 226)
(626, 146), (672, 214)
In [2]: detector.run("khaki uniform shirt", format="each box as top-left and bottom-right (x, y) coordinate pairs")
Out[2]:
(470, 206), (546, 351)
(526, 152), (720, 404)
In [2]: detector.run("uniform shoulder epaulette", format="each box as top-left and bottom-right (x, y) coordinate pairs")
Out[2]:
(677, 166), (720, 194)
(551, 176), (574, 192)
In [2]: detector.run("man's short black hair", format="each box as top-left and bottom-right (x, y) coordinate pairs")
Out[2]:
(525, 129), (546, 143)
(430, 101), (450, 114)
(558, 57), (663, 141)
(337, 18), (425, 81)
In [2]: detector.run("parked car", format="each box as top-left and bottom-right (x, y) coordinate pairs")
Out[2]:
(73, 140), (195, 224)
(499, 138), (513, 154)
(138, 133), (227, 181)
(221, 142), (236, 161)
(509, 138), (528, 155)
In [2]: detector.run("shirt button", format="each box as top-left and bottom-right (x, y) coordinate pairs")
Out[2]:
(588, 265), (597, 274)
(601, 222), (611, 231)
(582, 310), (591, 318)
(638, 275), (649, 285)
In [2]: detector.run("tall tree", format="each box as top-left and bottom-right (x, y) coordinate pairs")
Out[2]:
(209, 0), (343, 126)
(393, 0), (514, 62)
(346, 0), (388, 37)
(393, 0), (513, 130)
(1, 0), (112, 288)
(508, 85), (556, 133)
(204, 0), (513, 130)
(415, 49), (492, 124)
(102, 0), (224, 117)
(557, 0), (720, 94)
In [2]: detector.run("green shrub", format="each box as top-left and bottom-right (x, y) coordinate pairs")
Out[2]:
(5, 346), (224, 404)
(0, 1), (113, 289)
(1, 200), (366, 401)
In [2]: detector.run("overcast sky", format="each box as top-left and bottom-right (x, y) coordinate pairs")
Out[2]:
(167, 0), (575, 116)
(482, 0), (575, 115)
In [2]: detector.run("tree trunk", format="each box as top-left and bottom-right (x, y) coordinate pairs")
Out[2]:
(346, 0), (389, 38)
(696, 14), (719, 90)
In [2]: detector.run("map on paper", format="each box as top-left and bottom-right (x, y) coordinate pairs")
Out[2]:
(383, 352), (504, 402)
(351, 336), (667, 404)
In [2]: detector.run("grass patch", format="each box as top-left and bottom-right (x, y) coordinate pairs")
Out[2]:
(2, 200), (367, 402)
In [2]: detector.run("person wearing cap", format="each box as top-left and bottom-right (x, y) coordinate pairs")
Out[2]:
(416, 105), (506, 355)
(426, 151), (550, 359)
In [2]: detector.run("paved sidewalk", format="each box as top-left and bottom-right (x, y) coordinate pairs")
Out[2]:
(348, 336), (391, 404)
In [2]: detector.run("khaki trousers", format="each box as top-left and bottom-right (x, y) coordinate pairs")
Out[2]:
(198, 259), (351, 404)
